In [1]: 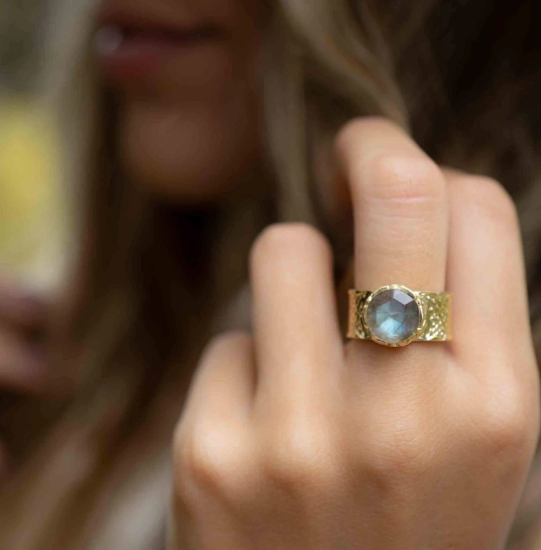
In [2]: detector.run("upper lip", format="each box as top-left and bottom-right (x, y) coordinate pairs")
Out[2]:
(96, 3), (222, 37)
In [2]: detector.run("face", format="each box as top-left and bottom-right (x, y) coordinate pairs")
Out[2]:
(94, 0), (263, 201)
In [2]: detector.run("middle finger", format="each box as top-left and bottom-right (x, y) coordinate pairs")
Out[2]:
(335, 118), (448, 294)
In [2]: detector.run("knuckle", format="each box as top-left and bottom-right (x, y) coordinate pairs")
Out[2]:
(261, 420), (338, 491)
(361, 154), (445, 207)
(476, 395), (538, 461)
(250, 223), (331, 267)
(335, 117), (445, 211)
(174, 425), (254, 500)
(355, 413), (435, 483)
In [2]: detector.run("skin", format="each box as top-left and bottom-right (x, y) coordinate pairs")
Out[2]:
(170, 119), (541, 549)
(0, 277), (48, 474)
(0, 279), (47, 394)
(1, 0), (540, 547)
(108, 0), (263, 200)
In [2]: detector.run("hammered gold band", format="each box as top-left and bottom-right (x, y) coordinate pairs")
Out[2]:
(347, 285), (452, 348)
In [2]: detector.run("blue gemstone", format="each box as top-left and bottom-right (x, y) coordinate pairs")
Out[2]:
(366, 289), (420, 344)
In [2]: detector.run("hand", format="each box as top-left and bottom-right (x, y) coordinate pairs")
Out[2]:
(0, 277), (49, 472)
(170, 118), (540, 549)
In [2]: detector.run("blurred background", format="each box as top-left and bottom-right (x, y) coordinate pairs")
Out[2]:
(0, 0), (64, 290)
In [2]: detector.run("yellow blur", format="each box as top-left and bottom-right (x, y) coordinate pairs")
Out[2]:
(0, 97), (63, 286)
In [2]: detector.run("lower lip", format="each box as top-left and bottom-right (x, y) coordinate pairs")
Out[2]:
(94, 27), (222, 82)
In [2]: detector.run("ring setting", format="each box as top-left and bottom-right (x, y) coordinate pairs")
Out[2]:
(347, 285), (452, 347)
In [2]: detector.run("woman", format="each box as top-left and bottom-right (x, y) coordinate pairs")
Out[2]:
(0, 0), (541, 548)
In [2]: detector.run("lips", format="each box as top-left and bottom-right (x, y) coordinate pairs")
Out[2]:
(93, 6), (225, 83)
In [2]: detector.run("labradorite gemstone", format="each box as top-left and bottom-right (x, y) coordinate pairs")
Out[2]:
(365, 289), (420, 345)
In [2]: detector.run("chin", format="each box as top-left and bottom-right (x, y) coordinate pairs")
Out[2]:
(123, 155), (244, 203)
(119, 99), (261, 203)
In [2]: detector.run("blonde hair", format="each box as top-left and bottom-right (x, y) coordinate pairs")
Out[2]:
(1, 0), (541, 548)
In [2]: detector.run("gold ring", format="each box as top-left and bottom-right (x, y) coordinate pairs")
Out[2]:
(347, 285), (452, 347)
